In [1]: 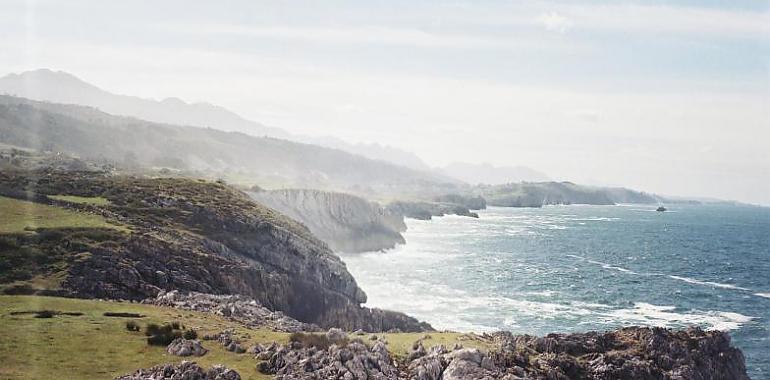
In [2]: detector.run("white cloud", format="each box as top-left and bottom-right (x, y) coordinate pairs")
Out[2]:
(537, 12), (572, 33)
(539, 4), (769, 37)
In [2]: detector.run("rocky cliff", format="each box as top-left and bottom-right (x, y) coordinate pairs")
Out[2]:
(249, 189), (406, 253)
(385, 200), (479, 220)
(0, 169), (431, 332)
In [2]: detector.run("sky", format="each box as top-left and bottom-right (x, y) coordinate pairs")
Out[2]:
(1, 0), (769, 204)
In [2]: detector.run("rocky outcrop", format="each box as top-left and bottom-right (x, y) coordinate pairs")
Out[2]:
(202, 330), (248, 354)
(258, 339), (399, 379)
(256, 327), (748, 379)
(249, 189), (406, 253)
(166, 338), (208, 357)
(115, 361), (240, 380)
(147, 291), (319, 332)
(433, 194), (487, 211)
(0, 169), (432, 333)
(386, 200), (479, 220)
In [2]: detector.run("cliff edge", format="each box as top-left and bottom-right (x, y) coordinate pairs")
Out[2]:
(249, 189), (406, 253)
(0, 168), (430, 332)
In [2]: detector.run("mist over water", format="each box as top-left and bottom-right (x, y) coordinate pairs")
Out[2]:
(340, 204), (770, 378)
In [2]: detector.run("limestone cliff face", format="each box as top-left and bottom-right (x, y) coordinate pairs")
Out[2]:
(250, 189), (406, 253)
(385, 200), (479, 220)
(0, 169), (430, 332)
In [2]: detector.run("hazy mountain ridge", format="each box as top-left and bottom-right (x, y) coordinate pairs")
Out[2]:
(0, 69), (434, 171)
(0, 69), (289, 138)
(0, 95), (458, 195)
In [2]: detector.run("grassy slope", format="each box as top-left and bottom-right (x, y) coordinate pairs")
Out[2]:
(0, 196), (119, 234)
(0, 296), (489, 380)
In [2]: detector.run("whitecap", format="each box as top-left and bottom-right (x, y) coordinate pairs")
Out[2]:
(755, 293), (770, 299)
(668, 275), (750, 291)
(567, 255), (638, 275)
(600, 303), (753, 331)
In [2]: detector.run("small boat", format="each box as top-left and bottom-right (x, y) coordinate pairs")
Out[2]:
(656, 206), (666, 212)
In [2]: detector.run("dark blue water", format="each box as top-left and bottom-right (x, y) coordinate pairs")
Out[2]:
(341, 204), (770, 378)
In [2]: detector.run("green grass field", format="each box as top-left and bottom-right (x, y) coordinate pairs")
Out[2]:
(0, 196), (121, 234)
(0, 296), (491, 379)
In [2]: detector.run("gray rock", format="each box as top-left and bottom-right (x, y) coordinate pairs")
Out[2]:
(166, 338), (208, 357)
(326, 327), (347, 342)
(115, 361), (239, 379)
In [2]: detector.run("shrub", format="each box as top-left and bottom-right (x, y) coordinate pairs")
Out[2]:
(126, 321), (140, 332)
(170, 321), (181, 330)
(34, 310), (55, 318)
(183, 329), (198, 340)
(145, 323), (162, 337)
(145, 323), (182, 346)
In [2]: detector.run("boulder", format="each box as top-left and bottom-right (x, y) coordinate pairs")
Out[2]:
(166, 338), (208, 357)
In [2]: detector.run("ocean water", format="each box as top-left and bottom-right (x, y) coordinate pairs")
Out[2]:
(340, 204), (770, 378)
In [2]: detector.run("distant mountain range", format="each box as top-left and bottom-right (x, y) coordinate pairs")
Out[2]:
(0, 69), (701, 208)
(440, 162), (550, 185)
(0, 95), (458, 195)
(0, 69), (289, 138)
(0, 69), (433, 171)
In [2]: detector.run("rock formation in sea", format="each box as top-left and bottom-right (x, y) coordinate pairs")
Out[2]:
(249, 189), (406, 253)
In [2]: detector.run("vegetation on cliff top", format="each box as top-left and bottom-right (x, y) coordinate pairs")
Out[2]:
(0, 195), (118, 233)
(0, 296), (483, 380)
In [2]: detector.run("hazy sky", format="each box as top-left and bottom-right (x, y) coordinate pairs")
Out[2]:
(1, 0), (769, 204)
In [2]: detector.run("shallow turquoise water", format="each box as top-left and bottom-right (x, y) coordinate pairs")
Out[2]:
(340, 204), (770, 378)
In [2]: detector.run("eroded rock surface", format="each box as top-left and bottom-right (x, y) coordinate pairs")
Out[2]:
(166, 338), (208, 357)
(250, 189), (407, 253)
(115, 361), (240, 380)
(148, 290), (319, 332)
(255, 327), (748, 380)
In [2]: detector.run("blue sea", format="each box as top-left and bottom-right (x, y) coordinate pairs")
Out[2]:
(340, 204), (770, 378)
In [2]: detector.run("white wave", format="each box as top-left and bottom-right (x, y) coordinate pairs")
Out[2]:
(521, 290), (559, 297)
(668, 275), (750, 291)
(569, 217), (620, 222)
(755, 293), (770, 299)
(601, 303), (752, 331)
(567, 255), (637, 275)
(353, 271), (755, 332)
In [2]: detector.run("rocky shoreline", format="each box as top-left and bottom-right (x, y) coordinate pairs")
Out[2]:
(118, 323), (749, 379)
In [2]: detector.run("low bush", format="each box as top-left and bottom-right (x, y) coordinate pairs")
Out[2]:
(183, 329), (198, 340)
(33, 310), (55, 318)
(125, 321), (140, 332)
(145, 323), (181, 346)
